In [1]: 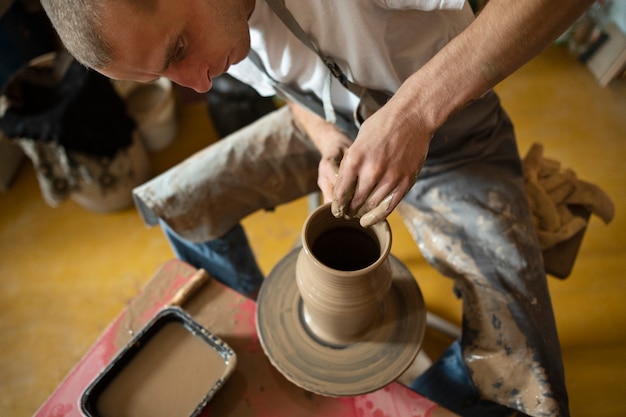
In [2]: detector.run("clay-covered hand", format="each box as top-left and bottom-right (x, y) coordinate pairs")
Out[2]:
(331, 100), (429, 227)
(316, 131), (353, 204)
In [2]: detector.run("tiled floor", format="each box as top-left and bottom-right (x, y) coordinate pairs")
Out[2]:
(1, 45), (625, 417)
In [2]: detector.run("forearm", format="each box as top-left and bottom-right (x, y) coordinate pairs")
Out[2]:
(390, 0), (594, 135)
(289, 102), (326, 148)
(288, 101), (350, 159)
(288, 101), (355, 201)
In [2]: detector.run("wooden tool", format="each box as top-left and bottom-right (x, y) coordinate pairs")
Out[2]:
(167, 268), (211, 308)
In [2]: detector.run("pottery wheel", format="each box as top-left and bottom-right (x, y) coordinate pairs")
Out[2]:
(256, 249), (426, 397)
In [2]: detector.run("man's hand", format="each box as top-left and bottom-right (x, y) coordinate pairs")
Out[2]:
(332, 0), (595, 227)
(290, 95), (430, 228)
(316, 132), (352, 203)
(331, 97), (430, 227)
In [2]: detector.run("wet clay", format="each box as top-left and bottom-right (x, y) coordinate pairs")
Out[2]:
(296, 203), (392, 345)
(256, 249), (426, 397)
(96, 321), (229, 417)
(256, 203), (426, 396)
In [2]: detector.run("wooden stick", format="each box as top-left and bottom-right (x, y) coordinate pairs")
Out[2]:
(167, 268), (211, 308)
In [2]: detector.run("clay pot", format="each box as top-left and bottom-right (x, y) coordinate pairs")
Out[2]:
(295, 203), (392, 346)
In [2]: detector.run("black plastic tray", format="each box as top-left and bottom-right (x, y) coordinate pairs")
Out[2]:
(81, 307), (236, 417)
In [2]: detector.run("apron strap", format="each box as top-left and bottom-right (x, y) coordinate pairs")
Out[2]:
(262, 0), (392, 126)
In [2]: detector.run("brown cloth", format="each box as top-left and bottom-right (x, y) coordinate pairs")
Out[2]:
(523, 142), (614, 250)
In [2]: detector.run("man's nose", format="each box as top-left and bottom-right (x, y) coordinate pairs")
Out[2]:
(168, 67), (212, 93)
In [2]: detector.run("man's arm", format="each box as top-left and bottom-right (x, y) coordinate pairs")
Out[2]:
(289, 102), (353, 203)
(332, 0), (595, 225)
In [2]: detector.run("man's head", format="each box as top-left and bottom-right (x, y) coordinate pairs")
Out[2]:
(41, 0), (255, 92)
(40, 0), (117, 69)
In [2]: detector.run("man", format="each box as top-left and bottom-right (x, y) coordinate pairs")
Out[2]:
(41, 1), (594, 416)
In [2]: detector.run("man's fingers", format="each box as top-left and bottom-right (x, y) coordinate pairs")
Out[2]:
(359, 193), (394, 227)
(331, 175), (356, 218)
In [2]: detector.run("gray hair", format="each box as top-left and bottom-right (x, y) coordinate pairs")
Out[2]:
(40, 0), (156, 70)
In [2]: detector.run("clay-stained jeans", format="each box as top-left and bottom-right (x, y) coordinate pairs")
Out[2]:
(134, 106), (320, 297)
(132, 92), (568, 417)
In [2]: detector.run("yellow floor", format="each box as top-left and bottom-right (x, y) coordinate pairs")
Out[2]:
(1, 45), (625, 417)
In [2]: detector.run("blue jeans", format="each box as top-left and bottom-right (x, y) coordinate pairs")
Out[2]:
(159, 219), (264, 297)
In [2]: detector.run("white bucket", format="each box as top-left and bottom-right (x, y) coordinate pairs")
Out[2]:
(70, 131), (152, 213)
(114, 78), (178, 152)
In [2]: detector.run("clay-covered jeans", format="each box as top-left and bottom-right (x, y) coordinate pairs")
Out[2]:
(132, 92), (568, 417)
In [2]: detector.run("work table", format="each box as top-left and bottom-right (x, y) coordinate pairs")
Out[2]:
(35, 259), (458, 417)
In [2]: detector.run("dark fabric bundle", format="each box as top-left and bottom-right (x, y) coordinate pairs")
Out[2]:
(0, 54), (135, 158)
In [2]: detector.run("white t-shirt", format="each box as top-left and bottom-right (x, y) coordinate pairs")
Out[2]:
(228, 0), (474, 116)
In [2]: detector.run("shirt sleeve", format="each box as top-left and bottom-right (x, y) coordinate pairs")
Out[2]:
(227, 56), (278, 98)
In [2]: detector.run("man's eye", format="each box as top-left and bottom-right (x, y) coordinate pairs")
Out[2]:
(173, 39), (185, 61)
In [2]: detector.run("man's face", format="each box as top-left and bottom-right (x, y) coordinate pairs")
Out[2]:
(98, 0), (255, 93)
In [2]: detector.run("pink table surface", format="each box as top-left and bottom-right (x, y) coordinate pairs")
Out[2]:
(35, 259), (458, 417)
